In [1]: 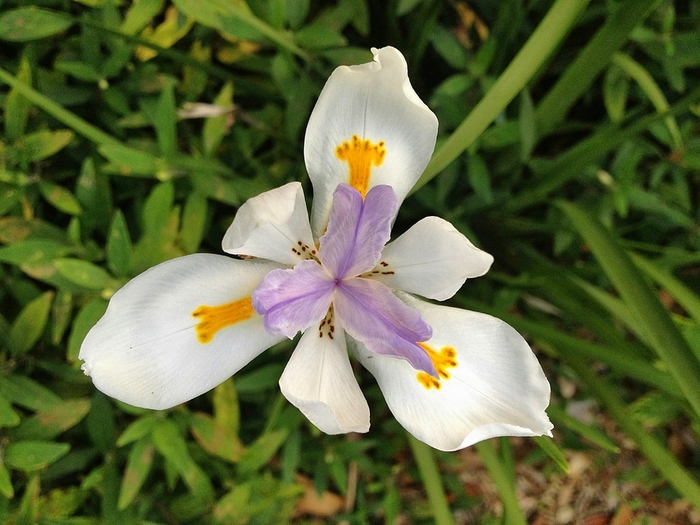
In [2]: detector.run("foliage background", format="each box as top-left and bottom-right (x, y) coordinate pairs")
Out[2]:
(0, 0), (699, 523)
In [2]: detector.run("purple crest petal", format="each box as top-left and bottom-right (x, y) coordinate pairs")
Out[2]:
(252, 260), (335, 338)
(319, 184), (398, 279)
(333, 277), (435, 375)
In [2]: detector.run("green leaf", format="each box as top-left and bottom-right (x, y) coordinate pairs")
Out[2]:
(559, 201), (700, 420)
(214, 379), (239, 434)
(238, 429), (288, 477)
(5, 56), (31, 141)
(155, 82), (177, 156)
(467, 153), (493, 203)
(120, 0), (164, 35)
(603, 64), (629, 122)
(4, 441), (70, 472)
(0, 7), (73, 42)
(533, 436), (569, 473)
(98, 144), (158, 176)
(67, 298), (107, 362)
(179, 192), (207, 253)
(8, 291), (53, 356)
(12, 129), (74, 163)
(118, 438), (155, 509)
(106, 210), (133, 278)
(54, 258), (111, 290)
(10, 399), (91, 440)
(117, 415), (159, 447)
(190, 413), (244, 463)
(0, 462), (13, 498)
(203, 82), (234, 156)
(38, 181), (82, 216)
(51, 289), (73, 344)
(0, 394), (21, 428)
(0, 375), (62, 412)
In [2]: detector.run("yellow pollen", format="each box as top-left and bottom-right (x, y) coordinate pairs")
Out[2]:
(335, 135), (386, 197)
(192, 297), (254, 344)
(416, 342), (458, 390)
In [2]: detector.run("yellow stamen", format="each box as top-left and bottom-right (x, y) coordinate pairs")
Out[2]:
(192, 297), (254, 344)
(335, 135), (386, 197)
(416, 342), (458, 390)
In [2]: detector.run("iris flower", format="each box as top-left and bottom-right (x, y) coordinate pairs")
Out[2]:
(80, 47), (552, 451)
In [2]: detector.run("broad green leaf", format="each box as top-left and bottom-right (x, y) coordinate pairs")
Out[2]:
(67, 298), (107, 362)
(190, 413), (244, 463)
(135, 6), (194, 61)
(0, 239), (71, 267)
(0, 217), (65, 244)
(0, 394), (21, 428)
(203, 82), (234, 155)
(10, 399), (91, 440)
(54, 258), (111, 290)
(603, 64), (628, 122)
(0, 7), (73, 42)
(106, 210), (133, 278)
(5, 56), (31, 141)
(38, 181), (82, 216)
(8, 291), (53, 356)
(179, 192), (207, 253)
(213, 378), (239, 434)
(11, 130), (74, 164)
(238, 429), (288, 477)
(142, 181), (175, 237)
(51, 289), (73, 344)
(118, 439), (155, 509)
(0, 462), (13, 498)
(120, 0), (164, 35)
(0, 375), (62, 411)
(467, 153), (493, 204)
(286, 0), (309, 28)
(86, 393), (116, 452)
(76, 158), (112, 233)
(117, 415), (159, 447)
(5, 441), (70, 472)
(98, 143), (158, 176)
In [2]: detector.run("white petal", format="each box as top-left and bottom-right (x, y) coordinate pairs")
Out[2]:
(374, 217), (494, 301)
(222, 182), (316, 265)
(305, 46), (438, 235)
(79, 254), (285, 410)
(354, 297), (552, 451)
(279, 328), (370, 434)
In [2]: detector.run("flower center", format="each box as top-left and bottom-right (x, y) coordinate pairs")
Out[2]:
(192, 297), (254, 343)
(335, 135), (386, 197)
(415, 342), (458, 390)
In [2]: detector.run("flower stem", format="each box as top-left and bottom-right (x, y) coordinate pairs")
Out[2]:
(407, 434), (453, 525)
(414, 0), (590, 190)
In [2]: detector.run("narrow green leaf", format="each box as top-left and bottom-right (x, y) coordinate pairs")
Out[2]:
(238, 429), (288, 477)
(179, 192), (207, 253)
(5, 441), (70, 472)
(51, 289), (73, 344)
(10, 399), (91, 440)
(13, 130), (74, 163)
(8, 291), (53, 356)
(407, 435), (453, 525)
(190, 413), (244, 463)
(116, 415), (159, 447)
(559, 201), (700, 420)
(0, 7), (73, 42)
(155, 82), (177, 156)
(475, 439), (527, 525)
(120, 0), (164, 35)
(38, 181), (82, 216)
(5, 56), (31, 141)
(54, 258), (111, 290)
(213, 379), (239, 434)
(0, 375), (62, 412)
(118, 439), (155, 509)
(547, 405), (620, 453)
(0, 394), (21, 428)
(0, 462), (13, 498)
(417, 0), (591, 188)
(67, 298), (108, 362)
(106, 210), (133, 278)
(602, 64), (629, 122)
(533, 436), (569, 473)
(202, 82), (234, 156)
(98, 143), (159, 176)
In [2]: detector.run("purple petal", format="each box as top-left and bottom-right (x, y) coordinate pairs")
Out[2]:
(319, 184), (397, 279)
(333, 277), (435, 374)
(252, 260), (335, 338)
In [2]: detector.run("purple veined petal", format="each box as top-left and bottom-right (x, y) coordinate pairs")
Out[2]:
(319, 184), (397, 279)
(333, 277), (435, 375)
(252, 260), (335, 338)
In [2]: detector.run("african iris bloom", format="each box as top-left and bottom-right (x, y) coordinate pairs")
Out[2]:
(79, 47), (552, 451)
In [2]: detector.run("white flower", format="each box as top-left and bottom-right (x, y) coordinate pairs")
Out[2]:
(79, 47), (552, 451)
